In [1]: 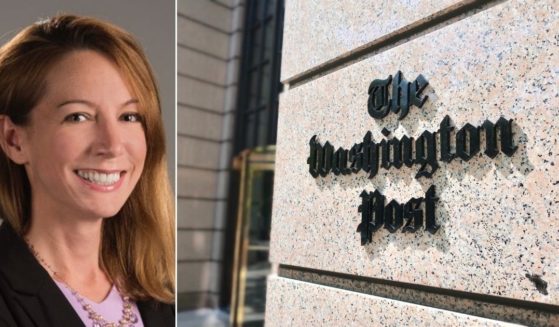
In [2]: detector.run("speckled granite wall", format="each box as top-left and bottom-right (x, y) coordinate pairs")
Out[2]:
(266, 277), (523, 327)
(268, 0), (558, 325)
(281, 0), (465, 81)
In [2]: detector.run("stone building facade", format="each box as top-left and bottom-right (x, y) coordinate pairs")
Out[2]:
(267, 0), (559, 325)
(177, 0), (243, 311)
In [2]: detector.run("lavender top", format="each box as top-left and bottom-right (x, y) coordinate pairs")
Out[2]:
(54, 280), (144, 327)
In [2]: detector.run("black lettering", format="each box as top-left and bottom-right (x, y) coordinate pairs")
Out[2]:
(357, 191), (372, 245)
(349, 142), (363, 173)
(332, 147), (350, 176)
(362, 132), (379, 179)
(496, 117), (518, 156)
(357, 187), (438, 239)
(367, 76), (392, 119)
(410, 74), (429, 108)
(370, 190), (385, 232)
(357, 190), (385, 245)
(391, 71), (411, 120)
(415, 131), (439, 178)
(439, 115), (456, 162)
(425, 185), (440, 234)
(389, 137), (403, 169)
(308, 116), (516, 181)
(384, 199), (403, 233)
(318, 141), (334, 177)
(482, 120), (499, 158)
(402, 135), (415, 167)
(307, 135), (320, 178)
(402, 197), (424, 233)
(456, 123), (480, 161)
(380, 139), (391, 169)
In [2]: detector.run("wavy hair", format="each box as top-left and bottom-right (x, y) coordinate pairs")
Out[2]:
(0, 14), (174, 303)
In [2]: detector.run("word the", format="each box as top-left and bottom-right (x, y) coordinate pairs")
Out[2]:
(357, 186), (438, 245)
(307, 115), (517, 179)
(368, 71), (429, 120)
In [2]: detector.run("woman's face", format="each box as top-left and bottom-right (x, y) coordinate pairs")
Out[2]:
(18, 50), (147, 220)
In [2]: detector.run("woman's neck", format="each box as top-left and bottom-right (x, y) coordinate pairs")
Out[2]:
(27, 218), (101, 270)
(25, 209), (113, 302)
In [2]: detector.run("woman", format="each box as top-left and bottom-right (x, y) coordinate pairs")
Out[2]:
(0, 15), (174, 326)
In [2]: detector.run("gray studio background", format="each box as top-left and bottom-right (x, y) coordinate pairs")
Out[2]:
(0, 0), (176, 190)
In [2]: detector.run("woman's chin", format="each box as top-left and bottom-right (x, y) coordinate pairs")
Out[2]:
(79, 204), (126, 220)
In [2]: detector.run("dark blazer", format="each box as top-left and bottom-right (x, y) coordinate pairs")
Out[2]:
(0, 222), (174, 326)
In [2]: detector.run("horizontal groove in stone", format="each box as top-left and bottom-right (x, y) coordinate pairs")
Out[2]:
(286, 0), (505, 88)
(278, 264), (559, 327)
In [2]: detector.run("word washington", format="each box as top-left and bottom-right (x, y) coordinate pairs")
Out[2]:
(307, 115), (517, 179)
(357, 186), (438, 244)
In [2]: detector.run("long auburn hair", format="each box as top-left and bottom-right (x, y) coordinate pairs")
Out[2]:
(0, 14), (174, 303)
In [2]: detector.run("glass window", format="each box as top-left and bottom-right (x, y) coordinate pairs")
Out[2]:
(234, 0), (284, 154)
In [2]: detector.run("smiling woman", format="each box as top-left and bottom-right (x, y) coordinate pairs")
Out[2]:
(24, 50), (148, 221)
(0, 15), (174, 326)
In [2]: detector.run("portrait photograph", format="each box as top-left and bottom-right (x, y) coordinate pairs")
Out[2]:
(0, 1), (175, 326)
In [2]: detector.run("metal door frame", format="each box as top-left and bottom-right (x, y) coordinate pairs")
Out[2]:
(230, 146), (275, 326)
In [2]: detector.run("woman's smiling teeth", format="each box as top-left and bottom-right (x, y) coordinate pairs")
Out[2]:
(76, 170), (121, 185)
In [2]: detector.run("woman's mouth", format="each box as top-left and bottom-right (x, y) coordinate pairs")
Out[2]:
(75, 170), (124, 186)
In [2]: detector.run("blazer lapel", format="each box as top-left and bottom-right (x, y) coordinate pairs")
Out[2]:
(0, 223), (84, 327)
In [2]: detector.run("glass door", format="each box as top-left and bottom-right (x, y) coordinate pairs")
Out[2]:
(230, 146), (275, 326)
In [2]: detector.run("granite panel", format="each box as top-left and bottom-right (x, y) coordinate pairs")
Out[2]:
(281, 0), (464, 81)
(271, 0), (558, 305)
(266, 276), (521, 326)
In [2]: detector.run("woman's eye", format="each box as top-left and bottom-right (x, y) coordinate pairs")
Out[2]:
(122, 113), (143, 122)
(64, 113), (89, 122)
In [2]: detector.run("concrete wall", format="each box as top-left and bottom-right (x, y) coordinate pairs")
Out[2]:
(177, 0), (244, 311)
(267, 0), (559, 325)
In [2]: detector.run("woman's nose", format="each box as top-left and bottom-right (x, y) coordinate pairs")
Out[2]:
(93, 118), (124, 157)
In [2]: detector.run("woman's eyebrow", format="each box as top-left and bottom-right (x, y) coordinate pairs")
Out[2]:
(122, 98), (139, 107)
(56, 99), (96, 109)
(56, 98), (139, 108)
